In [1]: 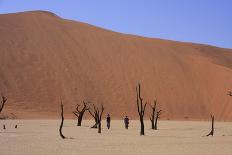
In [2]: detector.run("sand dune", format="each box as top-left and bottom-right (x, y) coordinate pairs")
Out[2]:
(0, 11), (232, 120)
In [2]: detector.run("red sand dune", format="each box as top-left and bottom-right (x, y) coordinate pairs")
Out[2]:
(0, 11), (232, 120)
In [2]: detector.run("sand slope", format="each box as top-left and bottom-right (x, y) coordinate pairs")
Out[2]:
(0, 11), (232, 120)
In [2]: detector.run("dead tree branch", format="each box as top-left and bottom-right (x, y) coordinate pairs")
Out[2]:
(149, 100), (157, 129)
(136, 83), (147, 135)
(73, 101), (89, 126)
(59, 101), (66, 139)
(88, 104), (99, 128)
(95, 104), (104, 133)
(154, 110), (162, 130)
(0, 96), (7, 113)
(206, 114), (214, 137)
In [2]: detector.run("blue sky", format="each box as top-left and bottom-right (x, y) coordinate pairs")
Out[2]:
(0, 0), (231, 48)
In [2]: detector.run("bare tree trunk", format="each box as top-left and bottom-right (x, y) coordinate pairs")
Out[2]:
(98, 122), (102, 133)
(154, 115), (158, 130)
(206, 114), (214, 136)
(77, 116), (83, 126)
(88, 106), (99, 128)
(91, 115), (98, 128)
(73, 101), (89, 126)
(96, 104), (104, 134)
(1, 96), (7, 131)
(149, 100), (157, 129)
(140, 116), (145, 135)
(0, 96), (7, 113)
(151, 119), (155, 129)
(89, 104), (104, 133)
(154, 110), (162, 130)
(59, 102), (66, 139)
(136, 83), (147, 136)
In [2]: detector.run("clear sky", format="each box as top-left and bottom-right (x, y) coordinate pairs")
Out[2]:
(0, 0), (231, 48)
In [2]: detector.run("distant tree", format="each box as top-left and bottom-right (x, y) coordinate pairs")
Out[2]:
(1, 96), (7, 130)
(154, 109), (162, 130)
(88, 104), (99, 128)
(96, 104), (104, 133)
(0, 96), (7, 113)
(136, 83), (147, 135)
(89, 104), (104, 133)
(206, 114), (214, 137)
(73, 101), (89, 126)
(59, 101), (66, 139)
(149, 100), (157, 129)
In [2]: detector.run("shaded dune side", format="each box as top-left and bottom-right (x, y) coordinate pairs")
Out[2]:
(0, 11), (232, 120)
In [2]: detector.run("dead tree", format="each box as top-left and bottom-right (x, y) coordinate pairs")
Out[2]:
(149, 100), (157, 129)
(88, 105), (99, 128)
(136, 83), (147, 135)
(89, 104), (104, 133)
(206, 114), (214, 137)
(154, 110), (162, 130)
(96, 104), (104, 133)
(0, 96), (7, 113)
(1, 96), (7, 130)
(73, 101), (89, 126)
(59, 101), (66, 139)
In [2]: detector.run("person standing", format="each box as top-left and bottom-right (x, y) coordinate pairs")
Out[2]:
(124, 116), (129, 129)
(106, 114), (111, 129)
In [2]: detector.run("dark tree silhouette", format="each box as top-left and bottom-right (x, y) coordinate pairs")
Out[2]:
(89, 104), (104, 133)
(154, 110), (162, 130)
(136, 83), (147, 135)
(149, 100), (157, 129)
(96, 104), (104, 133)
(88, 104), (99, 128)
(1, 96), (7, 130)
(59, 101), (66, 139)
(0, 96), (7, 113)
(73, 101), (89, 126)
(206, 114), (214, 137)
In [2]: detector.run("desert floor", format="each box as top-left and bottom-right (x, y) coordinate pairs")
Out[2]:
(0, 120), (232, 155)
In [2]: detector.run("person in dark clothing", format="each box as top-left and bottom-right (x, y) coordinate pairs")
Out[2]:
(124, 116), (129, 129)
(106, 114), (111, 129)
